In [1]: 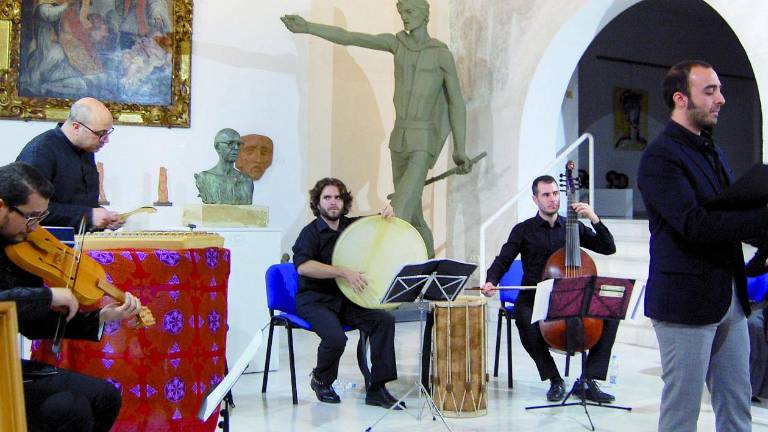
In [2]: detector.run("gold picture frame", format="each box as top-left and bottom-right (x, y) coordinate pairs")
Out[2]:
(0, 302), (26, 432)
(0, 0), (192, 128)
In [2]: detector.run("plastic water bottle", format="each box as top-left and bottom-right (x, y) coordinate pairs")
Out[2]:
(332, 379), (358, 395)
(608, 353), (619, 386)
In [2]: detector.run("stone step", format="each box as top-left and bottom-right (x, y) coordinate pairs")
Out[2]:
(600, 218), (650, 239)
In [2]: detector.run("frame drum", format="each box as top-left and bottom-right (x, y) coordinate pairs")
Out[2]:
(432, 295), (488, 417)
(332, 216), (427, 309)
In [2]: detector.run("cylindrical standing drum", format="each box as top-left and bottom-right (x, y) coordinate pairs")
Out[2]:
(432, 295), (487, 418)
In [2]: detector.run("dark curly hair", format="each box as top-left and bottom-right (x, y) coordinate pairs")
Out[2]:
(308, 177), (353, 218)
(0, 162), (54, 207)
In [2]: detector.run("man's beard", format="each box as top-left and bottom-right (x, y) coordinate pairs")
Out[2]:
(0, 213), (23, 243)
(540, 208), (558, 217)
(319, 207), (342, 221)
(687, 99), (717, 129)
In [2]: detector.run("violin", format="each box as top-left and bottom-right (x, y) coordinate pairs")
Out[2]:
(5, 227), (155, 327)
(538, 160), (603, 352)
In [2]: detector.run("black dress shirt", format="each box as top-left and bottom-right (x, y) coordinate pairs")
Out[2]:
(17, 125), (99, 229)
(673, 123), (730, 190)
(485, 213), (616, 287)
(292, 216), (360, 296)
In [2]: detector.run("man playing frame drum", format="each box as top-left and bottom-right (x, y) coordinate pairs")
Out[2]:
(292, 177), (405, 408)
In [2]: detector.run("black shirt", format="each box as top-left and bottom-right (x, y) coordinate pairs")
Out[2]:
(485, 213), (616, 287)
(292, 215), (360, 296)
(668, 121), (730, 190)
(17, 125), (99, 229)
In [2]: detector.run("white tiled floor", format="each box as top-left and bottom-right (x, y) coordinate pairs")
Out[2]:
(226, 320), (768, 431)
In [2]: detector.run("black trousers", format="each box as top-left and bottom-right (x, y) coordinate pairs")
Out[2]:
(297, 291), (397, 386)
(514, 290), (619, 381)
(23, 363), (121, 432)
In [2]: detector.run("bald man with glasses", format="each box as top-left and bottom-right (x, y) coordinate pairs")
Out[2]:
(17, 97), (122, 231)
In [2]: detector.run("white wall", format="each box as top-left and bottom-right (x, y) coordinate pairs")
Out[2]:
(2, 0), (314, 253)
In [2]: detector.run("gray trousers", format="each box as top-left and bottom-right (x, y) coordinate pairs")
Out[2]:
(653, 287), (751, 432)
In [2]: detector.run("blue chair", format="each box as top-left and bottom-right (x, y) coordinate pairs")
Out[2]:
(493, 260), (523, 389)
(261, 263), (371, 404)
(748, 272), (768, 304)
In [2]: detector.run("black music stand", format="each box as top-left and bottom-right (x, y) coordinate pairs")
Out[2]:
(526, 276), (634, 431)
(365, 259), (476, 432)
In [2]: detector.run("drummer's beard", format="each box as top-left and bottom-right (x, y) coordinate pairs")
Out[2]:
(319, 206), (342, 221)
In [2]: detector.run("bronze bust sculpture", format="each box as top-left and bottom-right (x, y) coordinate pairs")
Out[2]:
(194, 128), (254, 205)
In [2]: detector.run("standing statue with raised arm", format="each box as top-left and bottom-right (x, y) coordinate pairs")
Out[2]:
(282, 0), (471, 257)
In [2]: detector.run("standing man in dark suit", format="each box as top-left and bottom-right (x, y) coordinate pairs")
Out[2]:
(638, 60), (768, 432)
(17, 97), (122, 231)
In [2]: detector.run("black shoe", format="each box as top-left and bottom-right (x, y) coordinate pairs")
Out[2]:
(546, 379), (566, 402)
(571, 378), (615, 403)
(366, 386), (405, 410)
(381, 387), (406, 409)
(311, 375), (341, 403)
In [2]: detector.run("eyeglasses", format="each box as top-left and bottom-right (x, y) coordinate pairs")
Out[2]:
(8, 205), (49, 228)
(216, 139), (241, 149)
(78, 122), (115, 140)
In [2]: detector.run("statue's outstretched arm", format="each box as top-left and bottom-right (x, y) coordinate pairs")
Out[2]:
(439, 48), (471, 173)
(281, 14), (396, 52)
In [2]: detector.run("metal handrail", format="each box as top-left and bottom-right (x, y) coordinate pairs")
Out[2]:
(479, 133), (594, 285)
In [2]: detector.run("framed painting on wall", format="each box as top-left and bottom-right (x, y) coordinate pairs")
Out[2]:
(0, 0), (192, 127)
(613, 87), (648, 151)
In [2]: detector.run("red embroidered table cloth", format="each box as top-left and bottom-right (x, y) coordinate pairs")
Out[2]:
(32, 247), (230, 431)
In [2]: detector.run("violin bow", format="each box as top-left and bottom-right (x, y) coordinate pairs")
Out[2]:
(52, 215), (88, 357)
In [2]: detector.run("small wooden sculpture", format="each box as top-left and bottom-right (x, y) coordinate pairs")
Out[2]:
(97, 162), (110, 205)
(154, 167), (173, 206)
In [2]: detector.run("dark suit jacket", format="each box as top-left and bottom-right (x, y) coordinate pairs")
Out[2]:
(638, 121), (768, 325)
(16, 126), (99, 229)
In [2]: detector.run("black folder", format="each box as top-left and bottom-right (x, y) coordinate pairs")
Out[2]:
(704, 163), (768, 211)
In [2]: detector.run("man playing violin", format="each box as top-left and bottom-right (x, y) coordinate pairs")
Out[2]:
(0, 162), (143, 432)
(482, 175), (617, 403)
(292, 177), (403, 408)
(17, 97), (123, 231)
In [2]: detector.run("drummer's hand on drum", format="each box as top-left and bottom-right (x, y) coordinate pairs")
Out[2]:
(481, 282), (497, 298)
(379, 203), (394, 219)
(340, 267), (368, 293)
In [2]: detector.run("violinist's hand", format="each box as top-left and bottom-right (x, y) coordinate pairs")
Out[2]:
(379, 202), (394, 219)
(339, 267), (367, 294)
(571, 202), (600, 224)
(99, 292), (142, 324)
(50, 288), (79, 321)
(481, 282), (496, 298)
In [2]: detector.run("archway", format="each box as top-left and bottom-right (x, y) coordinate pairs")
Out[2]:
(517, 0), (763, 219)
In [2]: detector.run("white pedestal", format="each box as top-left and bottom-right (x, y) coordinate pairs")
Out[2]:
(595, 189), (633, 218)
(145, 211), (283, 375)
